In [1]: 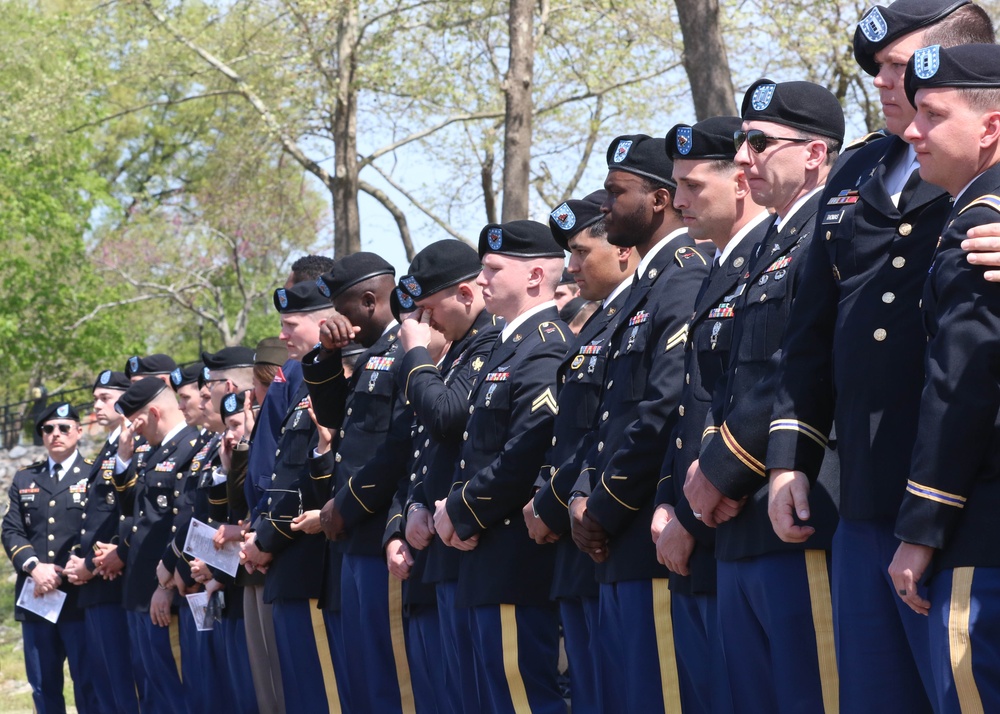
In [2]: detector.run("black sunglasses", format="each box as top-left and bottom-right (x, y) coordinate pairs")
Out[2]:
(41, 424), (74, 435)
(734, 129), (811, 154)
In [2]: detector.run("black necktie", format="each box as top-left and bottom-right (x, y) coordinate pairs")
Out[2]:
(51, 463), (61, 482)
(898, 169), (922, 212)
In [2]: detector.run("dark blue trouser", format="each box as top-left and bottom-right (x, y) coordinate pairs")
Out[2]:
(718, 551), (837, 714)
(406, 604), (447, 714)
(126, 610), (186, 714)
(929, 566), (1000, 714)
(179, 607), (225, 714)
(469, 602), (565, 714)
(22, 616), (99, 714)
(559, 596), (603, 714)
(271, 598), (336, 713)
(672, 590), (733, 714)
(217, 617), (259, 714)
(832, 519), (935, 713)
(436, 581), (481, 714)
(83, 603), (139, 714)
(321, 606), (353, 713)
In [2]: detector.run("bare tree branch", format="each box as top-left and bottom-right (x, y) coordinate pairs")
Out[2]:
(67, 90), (240, 133)
(358, 180), (416, 261)
(367, 162), (475, 245)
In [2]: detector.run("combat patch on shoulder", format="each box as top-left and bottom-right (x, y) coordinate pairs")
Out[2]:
(674, 246), (707, 267)
(538, 322), (566, 342)
(959, 195), (1000, 216)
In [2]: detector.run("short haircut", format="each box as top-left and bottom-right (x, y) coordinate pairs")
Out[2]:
(587, 219), (608, 239)
(290, 255), (335, 284)
(959, 88), (1000, 113)
(924, 5), (996, 48)
(638, 177), (682, 218)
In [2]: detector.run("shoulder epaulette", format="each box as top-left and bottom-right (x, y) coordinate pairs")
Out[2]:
(959, 195), (1000, 216)
(674, 246), (707, 267)
(84, 457), (94, 465)
(538, 321), (567, 343)
(844, 129), (887, 151)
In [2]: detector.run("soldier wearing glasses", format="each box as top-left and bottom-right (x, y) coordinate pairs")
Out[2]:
(2, 402), (100, 714)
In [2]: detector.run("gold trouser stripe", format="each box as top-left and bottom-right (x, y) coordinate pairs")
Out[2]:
(168, 614), (182, 681)
(308, 598), (341, 714)
(949, 567), (984, 714)
(804, 550), (839, 713)
(388, 578), (415, 712)
(499, 604), (532, 713)
(651, 579), (682, 711)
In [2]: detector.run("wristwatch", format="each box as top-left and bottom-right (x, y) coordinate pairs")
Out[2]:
(24, 559), (38, 575)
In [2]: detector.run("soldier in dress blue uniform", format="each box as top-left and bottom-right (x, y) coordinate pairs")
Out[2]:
(568, 134), (710, 713)
(887, 43), (1000, 714)
(679, 84), (845, 714)
(393, 240), (502, 714)
(761, 3), (995, 712)
(427, 220), (570, 714)
(524, 190), (639, 714)
(650, 115), (771, 714)
(240, 280), (345, 713)
(112, 377), (203, 714)
(300, 252), (416, 713)
(63, 371), (141, 714)
(2, 402), (100, 714)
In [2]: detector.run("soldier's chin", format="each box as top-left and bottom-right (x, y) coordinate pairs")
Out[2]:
(606, 232), (639, 248)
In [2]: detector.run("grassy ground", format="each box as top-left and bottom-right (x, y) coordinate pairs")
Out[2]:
(0, 555), (77, 713)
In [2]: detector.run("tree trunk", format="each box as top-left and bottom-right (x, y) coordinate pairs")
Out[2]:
(501, 0), (534, 222)
(333, 3), (362, 256)
(675, 0), (736, 120)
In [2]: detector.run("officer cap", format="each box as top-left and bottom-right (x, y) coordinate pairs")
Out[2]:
(273, 280), (330, 315)
(125, 354), (177, 379)
(396, 240), (482, 308)
(854, 0), (969, 76)
(219, 391), (246, 420)
(905, 43), (1000, 106)
(740, 79), (846, 143)
(606, 134), (676, 188)
(666, 116), (744, 160)
(478, 220), (565, 260)
(93, 370), (130, 393)
(253, 337), (286, 367)
(318, 252), (395, 301)
(549, 190), (608, 249)
(115, 377), (167, 418)
(170, 362), (203, 392)
(35, 402), (80, 435)
(202, 346), (256, 373)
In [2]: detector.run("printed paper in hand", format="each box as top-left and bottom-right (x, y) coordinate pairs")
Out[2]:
(185, 592), (213, 631)
(16, 578), (66, 624)
(182, 518), (240, 576)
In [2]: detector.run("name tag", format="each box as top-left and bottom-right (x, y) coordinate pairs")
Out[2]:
(822, 210), (845, 225)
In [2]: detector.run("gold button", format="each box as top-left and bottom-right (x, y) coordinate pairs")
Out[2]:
(172, 508), (178, 515)
(47, 517), (54, 524)
(503, 519), (511, 526)
(607, 380), (614, 389)
(825, 231), (832, 241)
(550, 467), (556, 477)
(81, 513), (86, 519)
(49, 500), (55, 507)
(898, 223), (912, 236)
(48, 534), (54, 541)
(410, 474), (416, 481)
(347, 408), (353, 416)
(81, 529), (86, 535)
(463, 432), (469, 441)
(892, 256), (905, 269)
(759, 293), (767, 302)
(602, 411), (609, 421)
(552, 437), (558, 446)
(874, 328), (887, 341)
(614, 351), (620, 359)
(469, 405), (475, 415)
(424, 439), (430, 448)
(460, 460), (466, 469)
(132, 526), (138, 533)
(598, 442), (604, 452)
(676, 438), (683, 449)
(174, 491), (179, 498)
(685, 373), (690, 384)
(882, 292), (895, 303)
(418, 425), (423, 433)
(171, 526), (176, 533)
(422, 466), (428, 475)
(48, 551), (55, 557)
(339, 430), (345, 439)
(414, 450), (420, 458)
(335, 453), (342, 463)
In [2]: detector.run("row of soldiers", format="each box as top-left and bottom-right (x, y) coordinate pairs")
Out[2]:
(8, 0), (1000, 711)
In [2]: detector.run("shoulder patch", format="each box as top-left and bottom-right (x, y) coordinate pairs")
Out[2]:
(674, 246), (707, 267)
(959, 195), (1000, 216)
(844, 129), (887, 151)
(538, 322), (567, 343)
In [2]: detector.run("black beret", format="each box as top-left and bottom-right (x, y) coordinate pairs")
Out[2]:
(905, 43), (1000, 106)
(341, 341), (366, 360)
(666, 116), (744, 160)
(254, 337), (286, 367)
(170, 362), (203, 391)
(202, 346), (256, 373)
(390, 285), (411, 321)
(318, 252), (395, 301)
(478, 220), (565, 260)
(559, 297), (590, 323)
(606, 135), (676, 188)
(854, 0), (969, 76)
(741, 79), (846, 143)
(397, 240), (482, 306)
(273, 280), (330, 314)
(125, 354), (177, 379)
(115, 377), (167, 418)
(219, 391), (246, 420)
(35, 402), (80, 434)
(559, 268), (576, 286)
(93, 370), (130, 392)
(549, 190), (608, 249)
